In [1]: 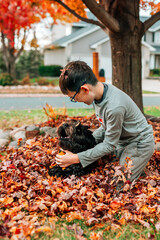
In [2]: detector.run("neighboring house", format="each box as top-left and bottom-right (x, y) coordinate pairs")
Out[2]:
(141, 16), (160, 69)
(44, 15), (160, 79)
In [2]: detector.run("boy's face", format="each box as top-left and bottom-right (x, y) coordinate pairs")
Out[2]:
(67, 85), (94, 105)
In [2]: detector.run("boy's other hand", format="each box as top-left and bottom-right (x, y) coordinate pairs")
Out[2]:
(55, 150), (80, 167)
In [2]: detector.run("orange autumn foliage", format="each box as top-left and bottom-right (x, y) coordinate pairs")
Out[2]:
(0, 0), (86, 48)
(140, 0), (160, 14)
(1, 0), (159, 49)
(0, 114), (159, 239)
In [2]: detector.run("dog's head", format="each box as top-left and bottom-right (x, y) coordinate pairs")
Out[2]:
(57, 121), (96, 153)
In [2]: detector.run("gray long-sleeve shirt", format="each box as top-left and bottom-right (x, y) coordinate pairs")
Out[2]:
(78, 84), (154, 168)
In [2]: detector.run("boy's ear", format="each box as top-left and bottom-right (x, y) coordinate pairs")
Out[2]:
(81, 85), (89, 93)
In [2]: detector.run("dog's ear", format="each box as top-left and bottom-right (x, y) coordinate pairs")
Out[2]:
(75, 121), (82, 134)
(75, 121), (80, 127)
(57, 123), (69, 137)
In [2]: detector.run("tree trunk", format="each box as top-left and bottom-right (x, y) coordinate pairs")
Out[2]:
(108, 0), (144, 111)
(1, 32), (18, 79)
(3, 56), (16, 79)
(7, 60), (16, 79)
(82, 0), (144, 111)
(109, 30), (143, 111)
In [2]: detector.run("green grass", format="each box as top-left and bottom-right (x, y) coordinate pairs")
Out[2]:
(0, 108), (95, 129)
(149, 74), (160, 77)
(144, 106), (160, 117)
(0, 107), (160, 130)
(143, 90), (160, 94)
(29, 219), (159, 240)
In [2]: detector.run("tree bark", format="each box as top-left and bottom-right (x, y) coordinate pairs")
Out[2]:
(109, 30), (143, 111)
(8, 60), (16, 78)
(1, 31), (24, 79)
(106, 0), (144, 111)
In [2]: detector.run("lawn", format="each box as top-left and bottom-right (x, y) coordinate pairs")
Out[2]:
(0, 107), (160, 240)
(0, 106), (160, 130)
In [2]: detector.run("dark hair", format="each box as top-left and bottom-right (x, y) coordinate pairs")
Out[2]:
(59, 61), (98, 94)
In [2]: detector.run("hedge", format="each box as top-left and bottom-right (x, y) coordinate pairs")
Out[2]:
(39, 65), (62, 77)
(150, 69), (160, 76)
(0, 73), (14, 86)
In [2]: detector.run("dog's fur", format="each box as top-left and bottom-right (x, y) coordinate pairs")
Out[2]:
(48, 121), (97, 177)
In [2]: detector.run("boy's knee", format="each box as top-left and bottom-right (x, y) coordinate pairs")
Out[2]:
(119, 140), (155, 181)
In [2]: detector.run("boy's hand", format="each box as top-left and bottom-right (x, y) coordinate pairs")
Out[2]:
(55, 150), (80, 167)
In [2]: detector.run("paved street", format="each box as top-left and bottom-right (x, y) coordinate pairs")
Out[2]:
(0, 94), (160, 110)
(0, 79), (159, 110)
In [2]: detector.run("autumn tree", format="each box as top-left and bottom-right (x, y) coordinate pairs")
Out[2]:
(52, 0), (160, 111)
(0, 0), (85, 79)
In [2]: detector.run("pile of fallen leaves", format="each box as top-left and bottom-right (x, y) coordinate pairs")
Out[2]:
(0, 115), (159, 240)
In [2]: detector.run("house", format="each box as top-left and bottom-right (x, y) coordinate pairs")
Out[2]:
(44, 14), (160, 79)
(141, 16), (160, 69)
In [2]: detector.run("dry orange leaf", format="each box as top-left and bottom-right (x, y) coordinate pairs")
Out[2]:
(66, 212), (82, 222)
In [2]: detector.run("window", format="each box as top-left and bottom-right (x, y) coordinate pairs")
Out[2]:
(143, 33), (146, 42)
(155, 31), (160, 43)
(152, 32), (155, 42)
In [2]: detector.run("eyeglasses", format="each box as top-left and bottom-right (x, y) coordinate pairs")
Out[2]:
(70, 81), (87, 102)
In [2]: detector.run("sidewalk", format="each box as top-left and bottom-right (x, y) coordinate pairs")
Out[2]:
(106, 78), (160, 93)
(142, 79), (160, 93)
(0, 78), (160, 96)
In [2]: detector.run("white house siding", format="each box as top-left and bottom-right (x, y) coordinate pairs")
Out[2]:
(155, 55), (160, 68)
(65, 43), (72, 63)
(44, 48), (66, 66)
(70, 55), (92, 68)
(71, 28), (107, 55)
(150, 54), (155, 69)
(69, 29), (111, 79)
(98, 41), (112, 79)
(141, 44), (150, 79)
(147, 31), (153, 44)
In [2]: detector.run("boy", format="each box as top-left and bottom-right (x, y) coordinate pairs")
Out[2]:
(55, 60), (155, 181)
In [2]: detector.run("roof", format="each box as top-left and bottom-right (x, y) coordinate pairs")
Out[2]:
(142, 41), (156, 51)
(150, 45), (160, 53)
(49, 24), (99, 47)
(90, 37), (109, 49)
(45, 14), (160, 49)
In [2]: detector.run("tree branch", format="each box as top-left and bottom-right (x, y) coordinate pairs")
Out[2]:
(52, 0), (105, 28)
(143, 11), (160, 33)
(82, 0), (120, 32)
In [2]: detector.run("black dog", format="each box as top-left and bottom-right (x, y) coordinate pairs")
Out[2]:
(48, 121), (97, 177)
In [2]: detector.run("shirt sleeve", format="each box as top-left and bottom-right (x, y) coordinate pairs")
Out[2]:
(78, 106), (125, 167)
(92, 126), (105, 143)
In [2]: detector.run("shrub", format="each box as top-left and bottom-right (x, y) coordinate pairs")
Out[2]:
(21, 74), (30, 85)
(36, 78), (49, 85)
(0, 73), (14, 86)
(39, 65), (62, 77)
(150, 69), (160, 76)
